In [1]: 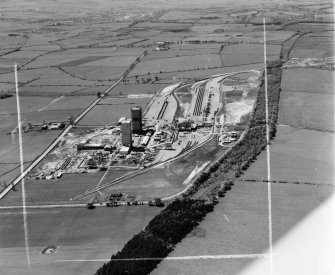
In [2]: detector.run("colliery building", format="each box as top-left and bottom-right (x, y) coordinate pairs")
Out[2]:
(121, 119), (132, 146)
(131, 106), (142, 133)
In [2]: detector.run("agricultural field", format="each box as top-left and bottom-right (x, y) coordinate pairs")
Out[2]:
(183, 35), (231, 43)
(173, 63), (264, 80)
(220, 44), (281, 67)
(281, 67), (334, 94)
(60, 66), (126, 82)
(284, 22), (334, 32)
(280, 67), (334, 131)
(289, 31), (334, 59)
(142, 47), (220, 61)
(78, 97), (151, 125)
(0, 207), (161, 275)
(129, 54), (222, 76)
(134, 22), (192, 32)
(279, 90), (334, 131)
(0, 130), (61, 164)
(153, 180), (334, 275)
(240, 126), (334, 185)
(0, 172), (104, 206)
(104, 83), (166, 96)
(159, 10), (200, 21)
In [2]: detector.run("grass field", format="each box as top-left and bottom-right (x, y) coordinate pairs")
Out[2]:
(0, 130), (61, 189)
(78, 97), (151, 125)
(0, 95), (93, 130)
(242, 31), (295, 42)
(105, 83), (166, 96)
(280, 68), (334, 131)
(0, 130), (61, 164)
(279, 90), (334, 131)
(183, 35), (231, 42)
(284, 22), (334, 32)
(281, 68), (334, 94)
(0, 172), (105, 206)
(152, 181), (269, 275)
(173, 63), (263, 80)
(289, 32), (334, 58)
(0, 206), (161, 275)
(159, 10), (200, 20)
(143, 48), (220, 62)
(129, 54), (222, 76)
(220, 44), (281, 66)
(240, 126), (334, 185)
(60, 66), (126, 82)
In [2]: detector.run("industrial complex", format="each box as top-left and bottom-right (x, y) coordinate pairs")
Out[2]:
(31, 70), (260, 193)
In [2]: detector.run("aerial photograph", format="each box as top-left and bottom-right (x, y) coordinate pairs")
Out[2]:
(0, 0), (334, 274)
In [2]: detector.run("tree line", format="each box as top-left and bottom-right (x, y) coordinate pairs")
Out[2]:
(95, 198), (214, 275)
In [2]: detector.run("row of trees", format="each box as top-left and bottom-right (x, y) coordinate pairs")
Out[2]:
(95, 198), (214, 275)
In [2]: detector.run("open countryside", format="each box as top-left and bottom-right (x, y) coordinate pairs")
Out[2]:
(0, 0), (334, 275)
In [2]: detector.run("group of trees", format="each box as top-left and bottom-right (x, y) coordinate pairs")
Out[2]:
(0, 92), (13, 99)
(95, 198), (214, 275)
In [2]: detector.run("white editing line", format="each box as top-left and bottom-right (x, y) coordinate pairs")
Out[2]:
(15, 63), (31, 270)
(223, 214), (230, 223)
(263, 18), (273, 275)
(55, 253), (267, 262)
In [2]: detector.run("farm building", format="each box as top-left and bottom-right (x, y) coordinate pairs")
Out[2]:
(154, 41), (170, 51)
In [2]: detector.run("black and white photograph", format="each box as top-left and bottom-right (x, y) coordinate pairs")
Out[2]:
(0, 0), (334, 274)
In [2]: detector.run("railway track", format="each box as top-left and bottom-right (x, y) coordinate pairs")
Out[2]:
(157, 100), (168, 120)
(0, 50), (148, 200)
(193, 84), (206, 116)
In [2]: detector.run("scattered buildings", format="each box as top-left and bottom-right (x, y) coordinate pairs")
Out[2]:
(118, 117), (126, 125)
(120, 146), (130, 155)
(154, 41), (170, 51)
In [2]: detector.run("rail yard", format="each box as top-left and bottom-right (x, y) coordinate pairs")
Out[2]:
(23, 70), (260, 207)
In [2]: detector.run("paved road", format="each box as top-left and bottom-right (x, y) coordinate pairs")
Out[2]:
(0, 52), (147, 200)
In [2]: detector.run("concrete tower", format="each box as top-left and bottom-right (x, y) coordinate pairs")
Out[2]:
(131, 106), (142, 133)
(121, 119), (132, 146)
